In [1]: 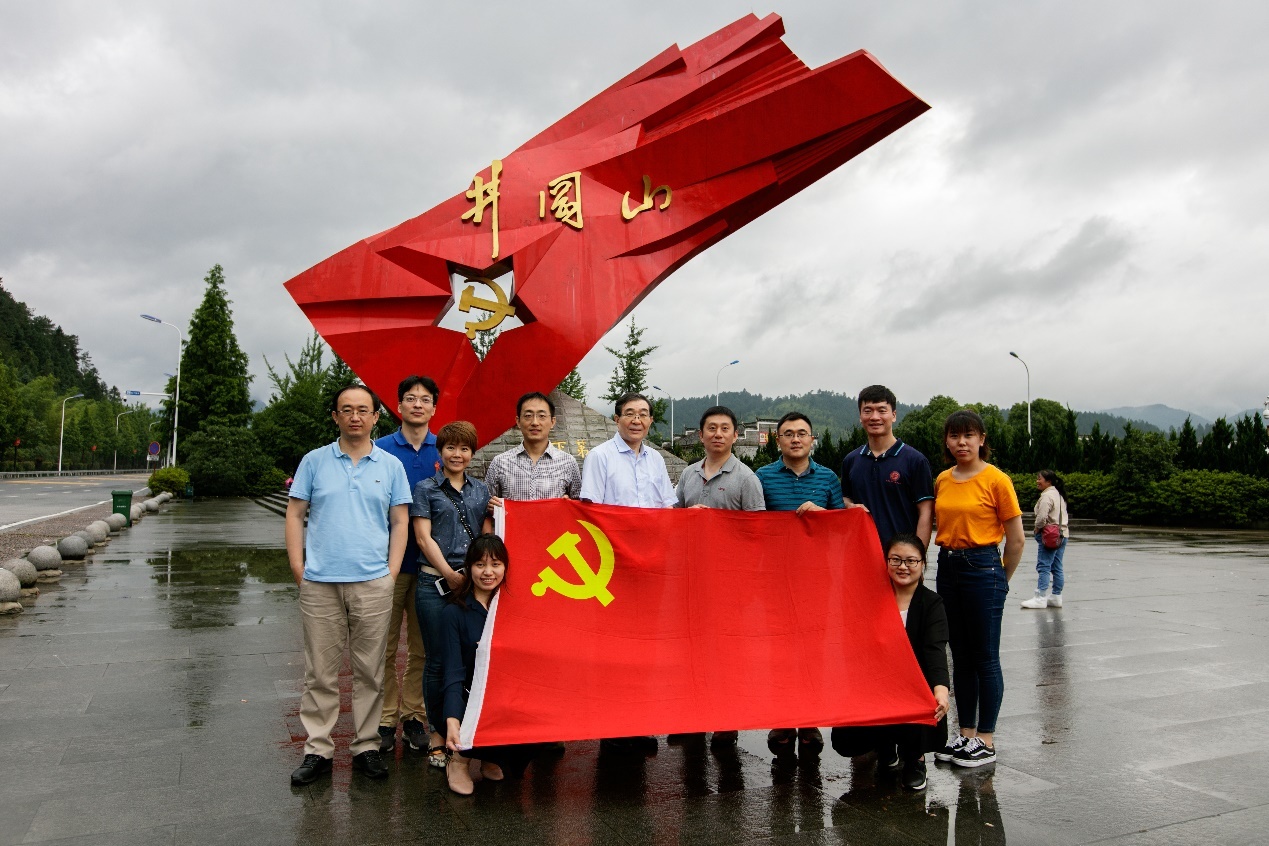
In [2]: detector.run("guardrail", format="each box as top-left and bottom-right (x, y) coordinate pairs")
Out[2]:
(0, 469), (152, 480)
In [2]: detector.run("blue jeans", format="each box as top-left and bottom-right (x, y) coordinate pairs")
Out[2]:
(1034, 534), (1066, 595)
(414, 574), (448, 736)
(936, 546), (1008, 734)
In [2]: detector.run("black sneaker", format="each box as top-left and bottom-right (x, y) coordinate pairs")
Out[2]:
(951, 737), (996, 768)
(378, 725), (396, 753)
(877, 744), (901, 770)
(401, 718), (428, 752)
(901, 757), (927, 790)
(352, 749), (390, 779)
(290, 754), (332, 786)
(934, 735), (968, 762)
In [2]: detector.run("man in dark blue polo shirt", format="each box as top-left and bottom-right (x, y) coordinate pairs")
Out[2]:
(755, 410), (842, 759)
(373, 374), (442, 754)
(840, 385), (934, 549)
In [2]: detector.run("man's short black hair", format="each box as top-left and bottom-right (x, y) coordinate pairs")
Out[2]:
(331, 383), (380, 413)
(775, 411), (812, 433)
(397, 374), (439, 404)
(699, 405), (738, 431)
(614, 392), (651, 417)
(516, 391), (555, 417)
(857, 385), (897, 411)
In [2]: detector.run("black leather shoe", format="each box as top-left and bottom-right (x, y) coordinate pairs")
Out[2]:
(902, 757), (928, 791)
(290, 754), (332, 786)
(353, 749), (389, 779)
(378, 726), (396, 753)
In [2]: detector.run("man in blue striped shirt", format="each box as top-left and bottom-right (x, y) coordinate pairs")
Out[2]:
(755, 410), (843, 759)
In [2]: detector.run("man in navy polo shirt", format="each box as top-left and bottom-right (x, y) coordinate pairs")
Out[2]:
(373, 375), (442, 754)
(755, 410), (843, 759)
(840, 385), (934, 548)
(287, 384), (412, 786)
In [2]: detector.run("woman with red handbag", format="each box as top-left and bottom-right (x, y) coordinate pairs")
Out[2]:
(1021, 469), (1068, 609)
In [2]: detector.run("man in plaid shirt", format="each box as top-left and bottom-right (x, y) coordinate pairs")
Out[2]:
(485, 392), (581, 503)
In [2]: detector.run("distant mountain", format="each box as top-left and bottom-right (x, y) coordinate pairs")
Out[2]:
(1101, 404), (1210, 432)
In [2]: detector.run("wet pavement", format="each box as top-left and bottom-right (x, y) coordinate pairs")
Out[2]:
(2, 499), (1268, 845)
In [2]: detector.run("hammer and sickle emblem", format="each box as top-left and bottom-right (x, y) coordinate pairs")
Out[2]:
(458, 277), (517, 340)
(532, 520), (615, 606)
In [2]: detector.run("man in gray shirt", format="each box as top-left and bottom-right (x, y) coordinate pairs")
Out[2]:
(672, 405), (764, 749)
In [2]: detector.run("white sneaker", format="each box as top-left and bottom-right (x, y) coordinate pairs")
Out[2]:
(1048, 595), (1063, 608)
(1020, 595), (1049, 609)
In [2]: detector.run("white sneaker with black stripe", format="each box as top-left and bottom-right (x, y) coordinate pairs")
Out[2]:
(951, 736), (997, 767)
(934, 734), (968, 762)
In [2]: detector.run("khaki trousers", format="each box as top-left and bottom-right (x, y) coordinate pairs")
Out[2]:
(299, 575), (394, 757)
(379, 572), (427, 727)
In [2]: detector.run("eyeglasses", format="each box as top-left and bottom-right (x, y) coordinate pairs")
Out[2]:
(778, 430), (812, 440)
(519, 411), (552, 422)
(619, 411), (652, 421)
(337, 407), (377, 418)
(886, 556), (924, 568)
(402, 395), (434, 406)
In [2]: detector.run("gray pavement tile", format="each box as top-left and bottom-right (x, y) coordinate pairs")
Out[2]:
(1092, 802), (1269, 846)
(1124, 681), (1269, 727)
(1150, 749), (1269, 807)
(0, 754), (181, 804)
(19, 825), (176, 846)
(0, 799), (43, 846)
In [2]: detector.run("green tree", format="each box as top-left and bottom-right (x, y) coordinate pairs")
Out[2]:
(600, 319), (666, 423)
(894, 395), (963, 469)
(557, 367), (587, 403)
(183, 423), (274, 496)
(253, 334), (337, 472)
(1081, 421), (1117, 472)
(1175, 417), (1200, 470)
(176, 264), (253, 453)
(1232, 414), (1269, 478)
(1114, 423), (1175, 491)
(1198, 417), (1234, 472)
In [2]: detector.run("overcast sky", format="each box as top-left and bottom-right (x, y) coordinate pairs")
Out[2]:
(3, 1), (1266, 421)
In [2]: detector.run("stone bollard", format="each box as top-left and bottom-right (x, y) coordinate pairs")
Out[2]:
(58, 535), (89, 561)
(85, 521), (110, 544)
(0, 568), (22, 615)
(130, 504), (144, 521)
(143, 499), (159, 512)
(27, 545), (62, 570)
(2, 558), (39, 597)
(105, 513), (127, 532)
(157, 492), (172, 502)
(73, 530), (95, 547)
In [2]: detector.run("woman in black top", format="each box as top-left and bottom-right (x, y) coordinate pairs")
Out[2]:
(831, 533), (950, 791)
(441, 534), (508, 795)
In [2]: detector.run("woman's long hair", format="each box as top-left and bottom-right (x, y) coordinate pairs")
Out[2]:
(1038, 469), (1066, 505)
(448, 533), (508, 607)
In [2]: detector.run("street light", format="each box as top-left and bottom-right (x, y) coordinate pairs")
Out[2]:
(715, 359), (740, 407)
(57, 394), (85, 474)
(651, 385), (675, 447)
(114, 409), (139, 472)
(1009, 351), (1032, 445)
(141, 314), (183, 466)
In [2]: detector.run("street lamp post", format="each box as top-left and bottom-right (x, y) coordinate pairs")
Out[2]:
(650, 385), (675, 447)
(57, 394), (85, 474)
(715, 359), (740, 407)
(141, 315), (184, 466)
(114, 409), (139, 472)
(1009, 351), (1032, 445)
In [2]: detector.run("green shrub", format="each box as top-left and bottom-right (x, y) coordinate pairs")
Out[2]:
(1148, 471), (1269, 528)
(258, 465), (291, 495)
(183, 424), (274, 496)
(148, 466), (191, 496)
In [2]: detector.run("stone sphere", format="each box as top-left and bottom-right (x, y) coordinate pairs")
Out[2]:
(130, 504), (144, 520)
(0, 568), (21, 602)
(158, 491), (172, 502)
(2, 558), (38, 587)
(144, 499), (160, 512)
(73, 530), (94, 545)
(26, 545), (63, 570)
(85, 521), (110, 543)
(105, 513), (128, 531)
(58, 535), (89, 560)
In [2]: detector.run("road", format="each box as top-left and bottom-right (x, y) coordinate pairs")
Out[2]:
(0, 473), (151, 530)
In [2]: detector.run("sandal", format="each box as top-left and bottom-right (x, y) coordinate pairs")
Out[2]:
(767, 729), (796, 758)
(427, 745), (449, 769)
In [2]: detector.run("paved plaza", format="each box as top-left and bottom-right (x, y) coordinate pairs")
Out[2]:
(2, 499), (1269, 845)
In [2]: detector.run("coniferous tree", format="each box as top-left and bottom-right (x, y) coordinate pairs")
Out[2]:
(600, 319), (666, 423)
(1175, 417), (1200, 469)
(176, 264), (253, 453)
(1198, 417), (1234, 472)
(557, 367), (587, 403)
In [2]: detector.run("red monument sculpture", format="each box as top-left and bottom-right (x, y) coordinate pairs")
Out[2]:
(285, 13), (928, 447)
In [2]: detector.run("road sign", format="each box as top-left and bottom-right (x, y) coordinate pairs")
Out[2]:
(148, 441), (162, 456)
(127, 390), (140, 396)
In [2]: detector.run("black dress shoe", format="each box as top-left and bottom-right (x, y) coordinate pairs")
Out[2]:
(378, 725), (396, 753)
(290, 754), (332, 785)
(599, 736), (659, 756)
(902, 757), (927, 790)
(352, 749), (389, 779)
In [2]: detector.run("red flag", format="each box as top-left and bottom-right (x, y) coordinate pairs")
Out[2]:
(460, 500), (935, 748)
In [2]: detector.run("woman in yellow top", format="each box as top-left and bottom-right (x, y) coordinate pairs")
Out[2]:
(931, 409), (1024, 769)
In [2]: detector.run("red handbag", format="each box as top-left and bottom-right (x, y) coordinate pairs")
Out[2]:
(1041, 497), (1064, 549)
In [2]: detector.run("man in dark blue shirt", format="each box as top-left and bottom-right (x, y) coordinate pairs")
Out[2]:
(373, 374), (441, 755)
(840, 385), (934, 548)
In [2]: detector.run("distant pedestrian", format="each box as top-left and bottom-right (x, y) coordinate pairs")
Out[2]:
(1021, 470), (1068, 609)
(933, 409), (1024, 769)
(287, 384), (412, 786)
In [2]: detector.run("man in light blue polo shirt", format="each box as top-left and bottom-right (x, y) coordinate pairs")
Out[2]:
(286, 384), (412, 786)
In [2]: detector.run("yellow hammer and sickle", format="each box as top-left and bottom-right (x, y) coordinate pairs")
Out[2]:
(532, 520), (615, 606)
(458, 278), (517, 340)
